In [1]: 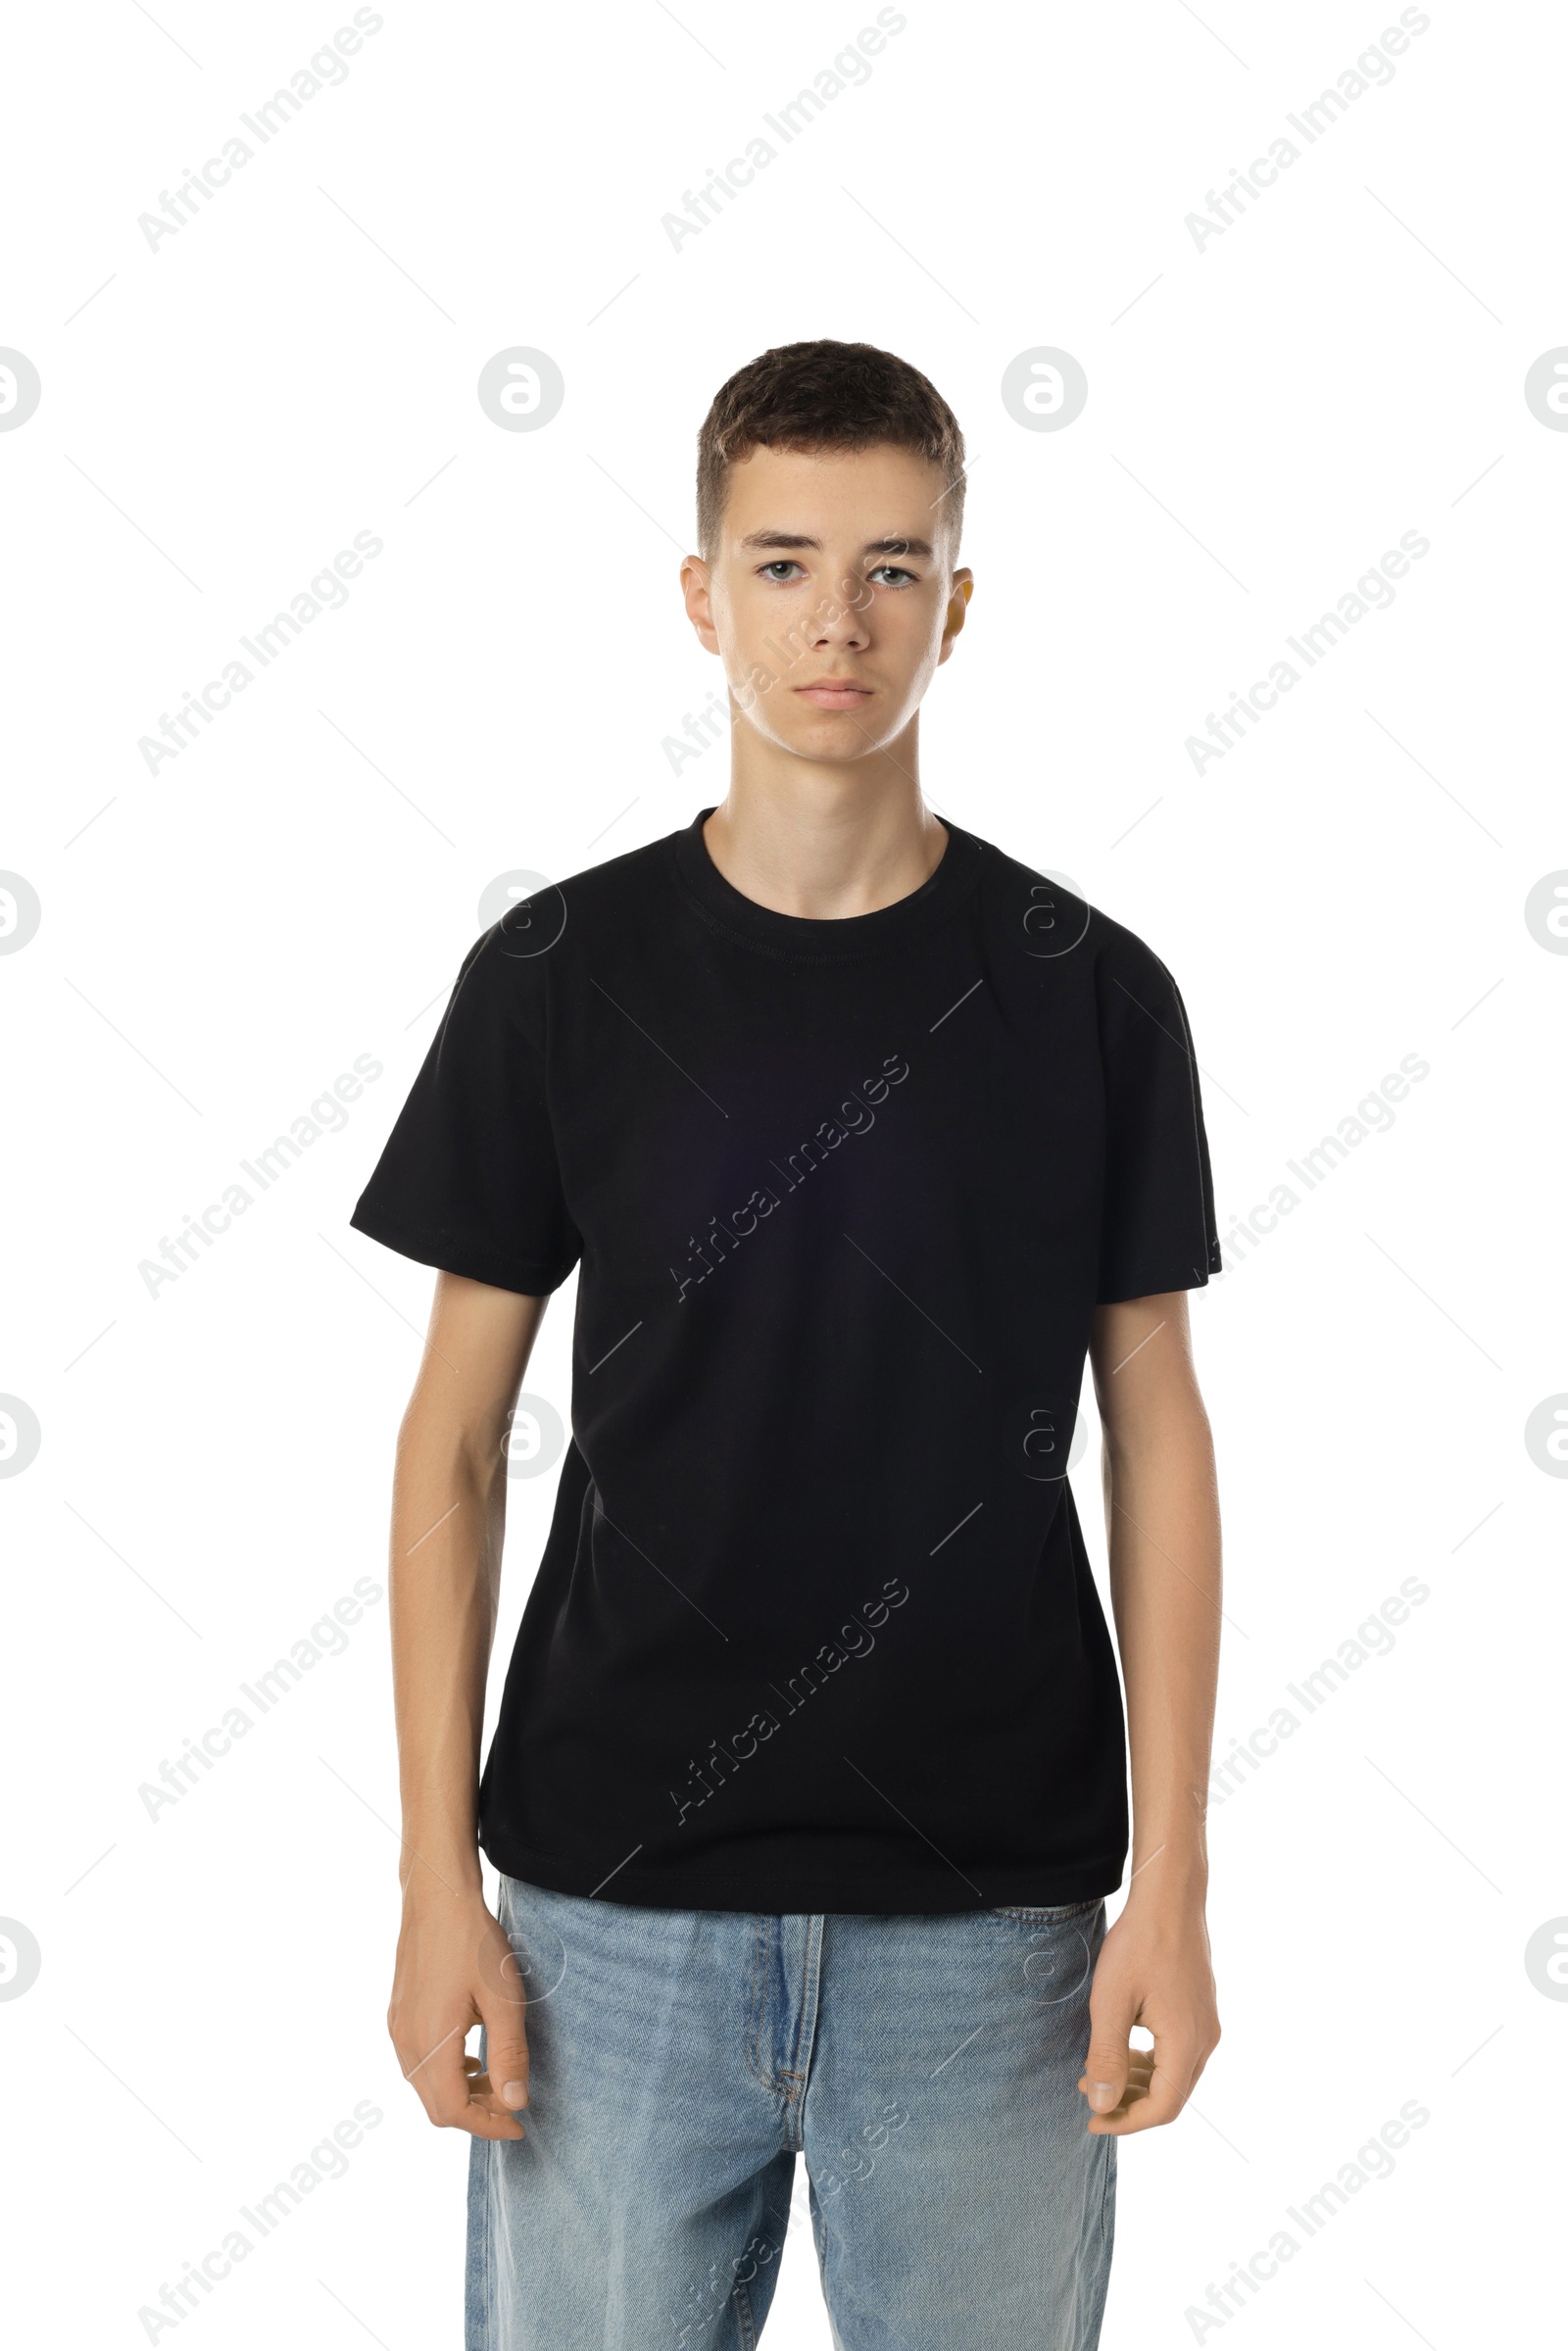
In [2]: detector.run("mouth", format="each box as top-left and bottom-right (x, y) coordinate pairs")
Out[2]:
(793, 679), (875, 710)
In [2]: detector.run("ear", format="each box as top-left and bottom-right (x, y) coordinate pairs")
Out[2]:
(681, 555), (721, 656)
(938, 569), (974, 665)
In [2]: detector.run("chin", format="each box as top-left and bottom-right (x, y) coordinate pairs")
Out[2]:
(793, 707), (890, 748)
(787, 730), (881, 765)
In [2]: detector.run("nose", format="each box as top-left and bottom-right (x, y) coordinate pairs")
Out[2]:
(813, 575), (872, 651)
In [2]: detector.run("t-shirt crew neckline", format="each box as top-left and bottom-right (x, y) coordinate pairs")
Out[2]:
(669, 804), (983, 962)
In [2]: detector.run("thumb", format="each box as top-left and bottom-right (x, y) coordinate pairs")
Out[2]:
(1082, 1989), (1134, 2115)
(476, 1986), (529, 2111)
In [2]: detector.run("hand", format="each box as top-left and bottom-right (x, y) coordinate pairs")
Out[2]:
(388, 1886), (528, 2140)
(1078, 1888), (1219, 2135)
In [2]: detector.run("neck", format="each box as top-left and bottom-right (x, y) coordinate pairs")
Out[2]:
(702, 734), (948, 920)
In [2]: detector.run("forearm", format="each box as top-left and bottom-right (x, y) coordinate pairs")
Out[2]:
(377, 1277), (545, 2140)
(1102, 1388), (1221, 1897)
(1078, 1294), (1223, 2130)
(389, 1391), (507, 1901)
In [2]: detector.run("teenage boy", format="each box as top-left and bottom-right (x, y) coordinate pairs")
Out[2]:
(351, 339), (1224, 2351)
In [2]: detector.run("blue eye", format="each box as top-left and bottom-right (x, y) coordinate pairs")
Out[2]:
(869, 565), (916, 587)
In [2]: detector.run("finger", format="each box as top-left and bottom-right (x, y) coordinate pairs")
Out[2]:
(396, 2017), (470, 2126)
(462, 2069), (530, 2137)
(402, 2016), (521, 2140)
(1084, 2063), (1152, 2131)
(464, 2055), (526, 2123)
(1093, 2044), (1201, 2134)
(474, 1982), (530, 2119)
(454, 2102), (528, 2140)
(1119, 2045), (1156, 2105)
(1079, 1984), (1137, 2117)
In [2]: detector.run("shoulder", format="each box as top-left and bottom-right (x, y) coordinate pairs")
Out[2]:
(489, 828), (669, 955)
(554, 827), (673, 923)
(448, 829), (675, 1009)
(967, 830), (1182, 1002)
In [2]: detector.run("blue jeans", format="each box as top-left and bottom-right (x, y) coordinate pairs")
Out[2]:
(466, 1875), (1114, 2349)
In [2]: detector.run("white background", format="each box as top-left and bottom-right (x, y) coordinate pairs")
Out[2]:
(2, 1), (1563, 2343)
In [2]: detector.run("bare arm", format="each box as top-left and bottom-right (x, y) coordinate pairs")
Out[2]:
(1078, 1290), (1222, 2134)
(384, 1269), (547, 2141)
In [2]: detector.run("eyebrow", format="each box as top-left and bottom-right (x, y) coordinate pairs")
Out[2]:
(737, 530), (936, 561)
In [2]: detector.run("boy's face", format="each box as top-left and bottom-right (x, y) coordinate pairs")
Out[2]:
(682, 443), (972, 765)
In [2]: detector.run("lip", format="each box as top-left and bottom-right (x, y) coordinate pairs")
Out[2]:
(793, 679), (874, 708)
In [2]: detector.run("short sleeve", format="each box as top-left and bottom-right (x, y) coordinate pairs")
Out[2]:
(349, 929), (581, 1297)
(1095, 934), (1222, 1303)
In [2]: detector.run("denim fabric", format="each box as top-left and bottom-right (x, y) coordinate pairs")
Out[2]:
(466, 1874), (1114, 2350)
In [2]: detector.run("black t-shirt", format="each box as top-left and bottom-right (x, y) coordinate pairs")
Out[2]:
(350, 807), (1221, 1914)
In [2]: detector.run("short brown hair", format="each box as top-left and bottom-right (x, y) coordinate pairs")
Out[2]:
(696, 339), (966, 561)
